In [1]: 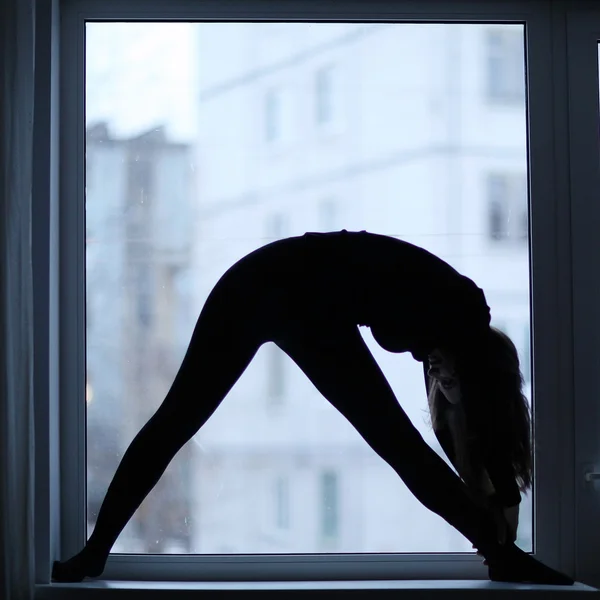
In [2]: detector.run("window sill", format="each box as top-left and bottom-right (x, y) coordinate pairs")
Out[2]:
(36, 579), (597, 599)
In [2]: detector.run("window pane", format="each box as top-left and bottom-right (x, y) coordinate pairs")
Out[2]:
(275, 476), (290, 530)
(487, 172), (529, 242)
(319, 198), (338, 231)
(315, 65), (335, 125)
(320, 471), (339, 541)
(265, 88), (281, 142)
(86, 22), (531, 555)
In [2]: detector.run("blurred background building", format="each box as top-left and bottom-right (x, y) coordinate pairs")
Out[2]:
(86, 122), (195, 552)
(85, 21), (532, 556)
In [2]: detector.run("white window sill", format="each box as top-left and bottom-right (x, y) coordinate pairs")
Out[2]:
(36, 579), (597, 599)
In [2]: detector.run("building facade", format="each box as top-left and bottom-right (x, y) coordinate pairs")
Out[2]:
(86, 123), (197, 553)
(188, 23), (531, 554)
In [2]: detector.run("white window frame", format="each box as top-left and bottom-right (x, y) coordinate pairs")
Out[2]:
(564, 3), (600, 589)
(31, 0), (600, 594)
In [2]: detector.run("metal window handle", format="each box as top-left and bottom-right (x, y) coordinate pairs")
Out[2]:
(585, 472), (600, 482)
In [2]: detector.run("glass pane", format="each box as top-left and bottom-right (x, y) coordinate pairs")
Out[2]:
(85, 22), (531, 554)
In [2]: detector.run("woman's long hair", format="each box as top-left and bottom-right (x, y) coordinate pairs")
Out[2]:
(427, 326), (532, 492)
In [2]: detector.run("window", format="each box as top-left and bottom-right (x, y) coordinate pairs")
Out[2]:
(318, 198), (337, 231)
(83, 16), (532, 565)
(266, 213), (287, 240)
(267, 344), (286, 404)
(44, 1), (596, 588)
(487, 172), (528, 243)
(275, 476), (291, 530)
(265, 214), (287, 406)
(135, 265), (153, 327)
(485, 28), (526, 104)
(315, 65), (335, 125)
(320, 471), (339, 540)
(265, 88), (282, 143)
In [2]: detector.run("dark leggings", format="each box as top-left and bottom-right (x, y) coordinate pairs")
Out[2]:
(82, 280), (502, 567)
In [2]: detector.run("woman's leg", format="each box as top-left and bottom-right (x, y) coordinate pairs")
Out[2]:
(276, 323), (573, 585)
(52, 296), (263, 582)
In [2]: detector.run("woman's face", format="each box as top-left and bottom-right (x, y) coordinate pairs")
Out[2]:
(428, 349), (454, 376)
(428, 349), (462, 405)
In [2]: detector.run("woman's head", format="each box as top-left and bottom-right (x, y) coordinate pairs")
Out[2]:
(427, 326), (532, 492)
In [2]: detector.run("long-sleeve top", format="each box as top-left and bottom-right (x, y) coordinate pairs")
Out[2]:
(279, 230), (492, 359)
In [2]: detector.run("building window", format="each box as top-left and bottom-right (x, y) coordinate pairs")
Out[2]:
(266, 213), (286, 241)
(318, 198), (337, 231)
(136, 266), (153, 328)
(265, 213), (287, 405)
(315, 65), (335, 125)
(267, 344), (286, 404)
(487, 172), (528, 243)
(320, 470), (339, 539)
(485, 28), (525, 104)
(274, 476), (290, 530)
(265, 88), (281, 143)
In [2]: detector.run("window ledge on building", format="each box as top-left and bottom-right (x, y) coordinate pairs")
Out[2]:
(36, 579), (598, 599)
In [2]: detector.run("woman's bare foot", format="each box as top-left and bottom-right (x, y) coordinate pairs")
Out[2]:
(486, 544), (573, 585)
(52, 547), (106, 583)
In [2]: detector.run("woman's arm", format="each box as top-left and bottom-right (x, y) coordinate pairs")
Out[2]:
(436, 403), (519, 543)
(432, 423), (479, 486)
(424, 367), (488, 493)
(424, 343), (523, 544)
(424, 364), (518, 541)
(483, 449), (522, 507)
(481, 445), (521, 543)
(437, 403), (492, 496)
(446, 401), (521, 542)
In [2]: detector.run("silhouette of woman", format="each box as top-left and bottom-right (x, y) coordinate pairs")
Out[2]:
(52, 230), (573, 585)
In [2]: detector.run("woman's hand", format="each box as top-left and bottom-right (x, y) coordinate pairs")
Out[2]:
(489, 501), (519, 544)
(472, 508), (507, 565)
(503, 505), (519, 543)
(491, 503), (510, 545)
(428, 350), (462, 405)
(473, 501), (519, 565)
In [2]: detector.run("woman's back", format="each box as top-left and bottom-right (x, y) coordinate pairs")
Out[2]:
(224, 230), (490, 357)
